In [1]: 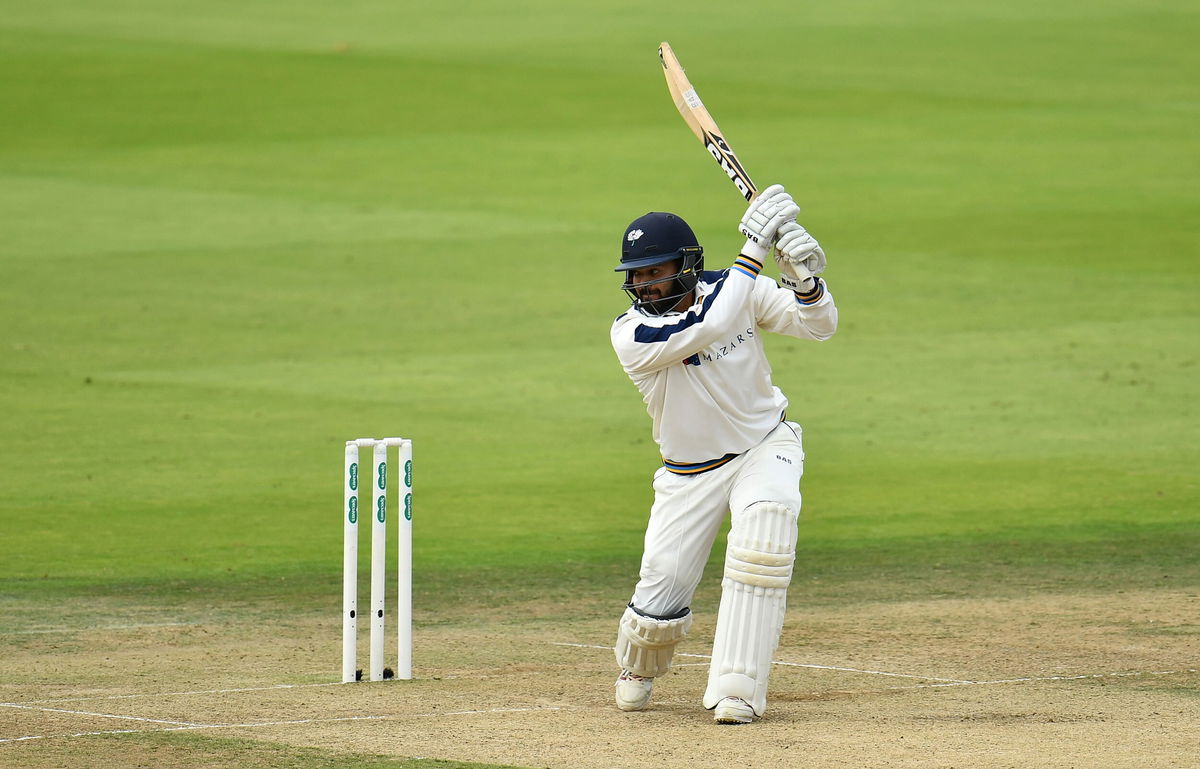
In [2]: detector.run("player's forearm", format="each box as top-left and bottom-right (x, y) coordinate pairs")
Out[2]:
(793, 281), (838, 340)
(755, 277), (838, 341)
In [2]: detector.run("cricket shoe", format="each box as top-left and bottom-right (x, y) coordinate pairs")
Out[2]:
(713, 696), (757, 724)
(615, 670), (653, 711)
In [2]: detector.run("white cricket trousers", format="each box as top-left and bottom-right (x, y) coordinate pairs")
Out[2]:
(631, 421), (804, 617)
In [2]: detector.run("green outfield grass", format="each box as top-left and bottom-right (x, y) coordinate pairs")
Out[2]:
(1, 1), (1197, 765)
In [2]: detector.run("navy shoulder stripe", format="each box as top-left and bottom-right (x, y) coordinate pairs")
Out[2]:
(632, 274), (729, 344)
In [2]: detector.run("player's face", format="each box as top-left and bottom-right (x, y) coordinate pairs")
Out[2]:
(629, 260), (686, 310)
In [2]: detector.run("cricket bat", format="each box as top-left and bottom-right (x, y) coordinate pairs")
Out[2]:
(658, 41), (758, 201)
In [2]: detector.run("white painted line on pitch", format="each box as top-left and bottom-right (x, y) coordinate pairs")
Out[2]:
(416, 706), (563, 717)
(553, 643), (1198, 688)
(8, 681), (345, 706)
(758, 657), (974, 684)
(812, 668), (1197, 698)
(0, 713), (392, 745)
(552, 642), (973, 683)
(915, 669), (1197, 689)
(0, 705), (568, 745)
(0, 702), (212, 728)
(554, 642), (615, 651)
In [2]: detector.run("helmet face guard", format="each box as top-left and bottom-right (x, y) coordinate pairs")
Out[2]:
(619, 248), (703, 316)
(615, 212), (705, 317)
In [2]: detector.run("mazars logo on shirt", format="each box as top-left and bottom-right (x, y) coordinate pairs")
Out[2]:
(683, 326), (756, 366)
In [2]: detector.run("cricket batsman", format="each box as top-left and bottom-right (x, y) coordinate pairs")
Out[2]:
(609, 184), (838, 723)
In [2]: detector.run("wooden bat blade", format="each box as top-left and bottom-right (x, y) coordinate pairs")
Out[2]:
(658, 41), (758, 201)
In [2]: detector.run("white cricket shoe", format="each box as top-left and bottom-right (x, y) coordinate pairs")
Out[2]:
(615, 670), (653, 711)
(713, 696), (757, 724)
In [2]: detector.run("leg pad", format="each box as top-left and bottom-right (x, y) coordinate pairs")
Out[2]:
(614, 604), (693, 678)
(704, 501), (798, 714)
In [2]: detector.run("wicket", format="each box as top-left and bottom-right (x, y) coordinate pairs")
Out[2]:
(342, 437), (413, 682)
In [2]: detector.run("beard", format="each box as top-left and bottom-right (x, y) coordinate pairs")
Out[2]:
(637, 283), (686, 316)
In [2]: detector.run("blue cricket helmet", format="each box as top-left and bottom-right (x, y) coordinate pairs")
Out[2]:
(615, 212), (704, 315)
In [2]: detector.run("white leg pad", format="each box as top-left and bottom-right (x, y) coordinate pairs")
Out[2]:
(614, 605), (693, 678)
(703, 501), (798, 715)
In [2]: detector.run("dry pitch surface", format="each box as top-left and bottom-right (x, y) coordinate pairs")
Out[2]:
(2, 589), (1197, 768)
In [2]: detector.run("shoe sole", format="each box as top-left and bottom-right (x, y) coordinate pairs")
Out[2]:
(713, 699), (757, 724)
(615, 690), (651, 712)
(714, 713), (756, 724)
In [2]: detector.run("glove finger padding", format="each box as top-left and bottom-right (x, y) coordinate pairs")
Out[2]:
(804, 247), (827, 275)
(776, 222), (826, 275)
(764, 201), (801, 232)
(739, 187), (799, 246)
(775, 223), (812, 254)
(758, 183), (785, 199)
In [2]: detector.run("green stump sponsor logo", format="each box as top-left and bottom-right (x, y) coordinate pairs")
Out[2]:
(377, 462), (387, 490)
(347, 496), (358, 525)
(404, 459), (412, 488)
(376, 496), (387, 523)
(404, 492), (412, 521)
(349, 462), (358, 491)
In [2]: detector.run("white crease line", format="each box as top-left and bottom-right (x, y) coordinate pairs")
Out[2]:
(0, 706), (567, 745)
(10, 681), (344, 705)
(760, 658), (974, 683)
(552, 642), (972, 683)
(921, 669), (1197, 688)
(804, 669), (1197, 697)
(552, 643), (1198, 688)
(1, 702), (210, 727)
(0, 714), (390, 745)
(418, 706), (563, 717)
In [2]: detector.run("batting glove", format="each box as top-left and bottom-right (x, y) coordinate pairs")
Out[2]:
(774, 221), (826, 293)
(738, 184), (800, 261)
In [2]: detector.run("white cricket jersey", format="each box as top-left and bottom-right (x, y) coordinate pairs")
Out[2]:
(611, 255), (838, 472)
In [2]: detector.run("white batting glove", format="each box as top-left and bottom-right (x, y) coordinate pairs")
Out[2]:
(774, 221), (826, 293)
(775, 221), (826, 274)
(738, 184), (800, 261)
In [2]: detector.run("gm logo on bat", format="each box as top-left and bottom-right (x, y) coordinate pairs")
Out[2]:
(704, 131), (753, 200)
